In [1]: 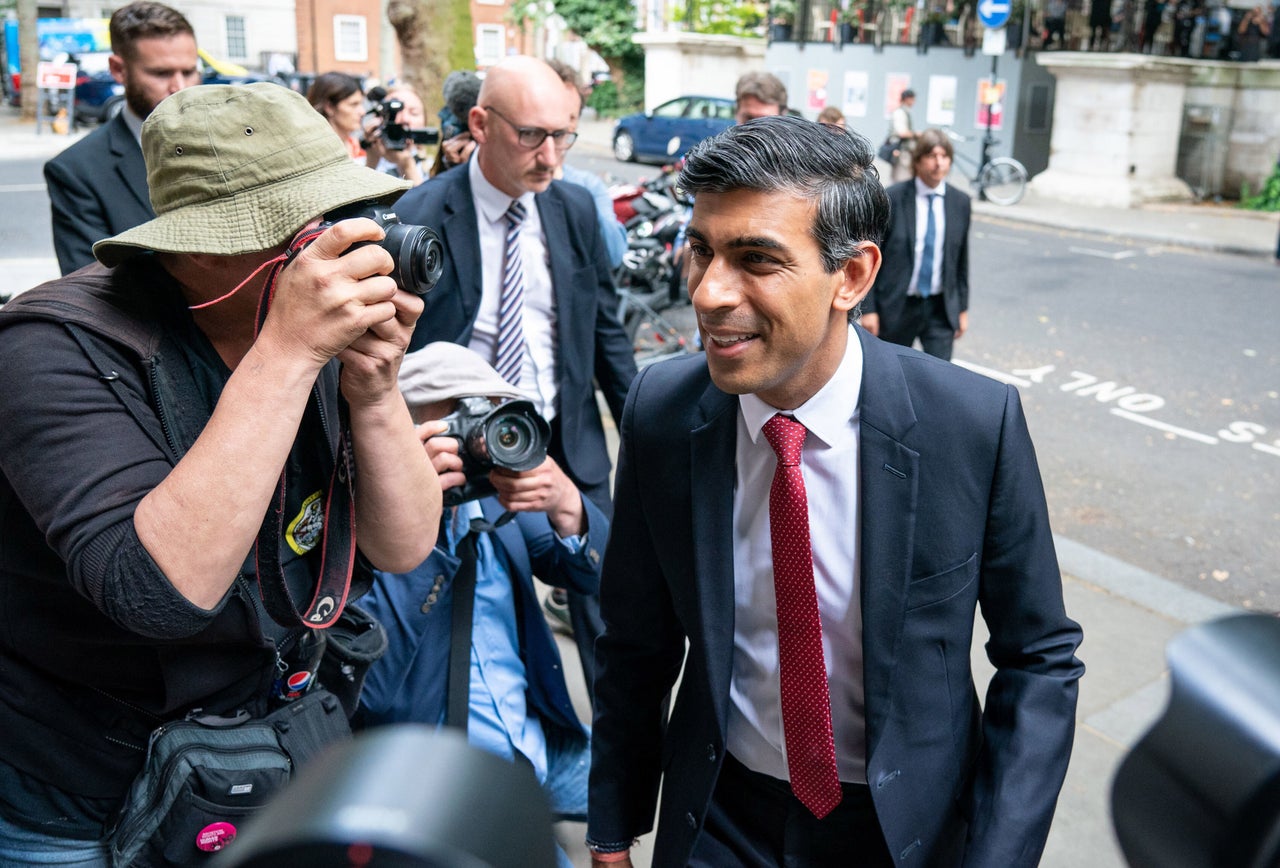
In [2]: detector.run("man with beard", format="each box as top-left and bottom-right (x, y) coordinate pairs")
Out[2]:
(44, 1), (200, 274)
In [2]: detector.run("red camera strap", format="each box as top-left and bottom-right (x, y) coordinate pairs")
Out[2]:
(252, 224), (357, 629)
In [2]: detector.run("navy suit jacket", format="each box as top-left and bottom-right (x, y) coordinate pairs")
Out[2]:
(588, 330), (1084, 867)
(44, 113), (154, 275)
(867, 180), (971, 333)
(394, 167), (637, 503)
(357, 495), (606, 736)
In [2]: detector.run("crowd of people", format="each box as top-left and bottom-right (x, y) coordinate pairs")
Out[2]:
(1, 2), (1085, 865)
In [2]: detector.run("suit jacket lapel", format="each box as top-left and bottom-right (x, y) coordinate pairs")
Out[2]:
(690, 383), (739, 735)
(536, 187), (575, 333)
(856, 328), (920, 753)
(108, 115), (153, 217)
(901, 183), (918, 253)
(443, 172), (484, 343)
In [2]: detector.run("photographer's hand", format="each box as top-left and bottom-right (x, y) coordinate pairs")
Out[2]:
(419, 421), (468, 492)
(490, 457), (585, 537)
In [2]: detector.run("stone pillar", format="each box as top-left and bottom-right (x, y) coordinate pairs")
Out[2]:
(1032, 53), (1197, 208)
(634, 32), (765, 111)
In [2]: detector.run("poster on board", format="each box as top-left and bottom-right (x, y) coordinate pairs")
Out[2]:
(842, 70), (869, 118)
(926, 75), (956, 126)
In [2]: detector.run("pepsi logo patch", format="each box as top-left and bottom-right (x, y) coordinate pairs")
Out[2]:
(286, 670), (313, 694)
(196, 821), (237, 852)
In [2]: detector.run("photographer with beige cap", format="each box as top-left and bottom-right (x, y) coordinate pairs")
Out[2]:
(0, 82), (440, 863)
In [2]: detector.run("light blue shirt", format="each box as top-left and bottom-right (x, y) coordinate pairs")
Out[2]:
(561, 162), (628, 269)
(445, 500), (585, 788)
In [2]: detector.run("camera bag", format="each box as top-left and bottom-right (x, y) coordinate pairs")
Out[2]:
(107, 688), (350, 868)
(877, 135), (900, 164)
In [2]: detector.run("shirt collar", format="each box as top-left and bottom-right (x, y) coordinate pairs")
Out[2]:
(914, 177), (947, 199)
(739, 323), (863, 449)
(469, 152), (536, 224)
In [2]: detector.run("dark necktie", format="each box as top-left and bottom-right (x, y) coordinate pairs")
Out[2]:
(762, 414), (843, 820)
(918, 192), (939, 297)
(495, 200), (527, 385)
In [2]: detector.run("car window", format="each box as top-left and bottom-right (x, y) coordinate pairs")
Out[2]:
(711, 101), (734, 120)
(652, 98), (689, 119)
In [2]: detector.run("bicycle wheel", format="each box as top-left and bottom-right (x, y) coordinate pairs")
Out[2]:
(977, 157), (1028, 206)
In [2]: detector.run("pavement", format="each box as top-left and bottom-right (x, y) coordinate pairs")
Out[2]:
(2, 105), (1269, 867)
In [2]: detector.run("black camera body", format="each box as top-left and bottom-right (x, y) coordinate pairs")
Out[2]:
(435, 396), (551, 507)
(363, 98), (441, 152)
(319, 202), (444, 297)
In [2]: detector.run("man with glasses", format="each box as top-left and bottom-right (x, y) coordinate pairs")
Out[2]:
(396, 56), (637, 702)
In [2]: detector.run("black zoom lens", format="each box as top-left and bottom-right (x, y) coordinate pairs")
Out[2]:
(479, 411), (545, 471)
(381, 222), (444, 297)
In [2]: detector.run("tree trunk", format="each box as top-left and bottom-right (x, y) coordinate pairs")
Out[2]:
(18, 0), (38, 122)
(387, 0), (472, 119)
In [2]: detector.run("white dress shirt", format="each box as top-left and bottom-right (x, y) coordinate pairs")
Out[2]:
(909, 177), (947, 298)
(466, 155), (559, 421)
(727, 324), (867, 784)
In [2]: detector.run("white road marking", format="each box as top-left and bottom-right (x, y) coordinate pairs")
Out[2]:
(1110, 408), (1219, 444)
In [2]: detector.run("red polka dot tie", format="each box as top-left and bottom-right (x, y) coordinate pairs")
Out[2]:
(762, 413), (843, 820)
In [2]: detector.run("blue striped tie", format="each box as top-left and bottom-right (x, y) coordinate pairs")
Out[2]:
(496, 200), (527, 385)
(918, 193), (938, 297)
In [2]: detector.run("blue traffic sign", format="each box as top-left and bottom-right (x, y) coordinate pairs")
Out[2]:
(978, 0), (1011, 28)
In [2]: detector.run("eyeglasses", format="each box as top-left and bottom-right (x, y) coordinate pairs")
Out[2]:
(483, 105), (578, 151)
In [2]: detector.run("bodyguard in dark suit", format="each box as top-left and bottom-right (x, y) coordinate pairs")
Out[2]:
(394, 57), (636, 697)
(862, 128), (971, 361)
(586, 117), (1083, 868)
(43, 1), (200, 275)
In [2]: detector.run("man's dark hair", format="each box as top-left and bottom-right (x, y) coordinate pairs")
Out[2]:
(912, 128), (955, 166)
(678, 115), (889, 272)
(734, 71), (788, 112)
(109, 1), (195, 63)
(901, 88), (916, 100)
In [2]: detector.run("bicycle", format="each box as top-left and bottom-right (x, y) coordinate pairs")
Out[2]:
(943, 127), (1028, 206)
(616, 284), (695, 369)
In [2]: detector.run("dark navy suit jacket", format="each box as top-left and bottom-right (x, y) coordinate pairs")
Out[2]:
(867, 179), (971, 334)
(44, 112), (154, 275)
(394, 167), (637, 505)
(587, 329), (1084, 867)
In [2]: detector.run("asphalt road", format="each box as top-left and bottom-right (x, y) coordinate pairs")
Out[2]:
(4, 148), (1275, 613)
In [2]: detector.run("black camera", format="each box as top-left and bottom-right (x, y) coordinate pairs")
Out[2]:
(319, 202), (444, 297)
(435, 396), (551, 507)
(362, 98), (441, 152)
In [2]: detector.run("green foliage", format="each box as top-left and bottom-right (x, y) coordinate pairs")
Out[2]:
(1240, 163), (1280, 211)
(447, 0), (474, 74)
(551, 0), (644, 62)
(678, 0), (768, 35)
(769, 0), (798, 24)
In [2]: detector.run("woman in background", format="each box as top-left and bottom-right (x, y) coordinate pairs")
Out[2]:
(308, 72), (367, 161)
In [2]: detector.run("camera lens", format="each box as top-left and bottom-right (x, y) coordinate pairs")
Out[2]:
(484, 412), (543, 470)
(382, 223), (444, 297)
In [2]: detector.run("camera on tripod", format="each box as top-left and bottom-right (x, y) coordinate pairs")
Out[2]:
(435, 396), (551, 507)
(361, 97), (441, 152)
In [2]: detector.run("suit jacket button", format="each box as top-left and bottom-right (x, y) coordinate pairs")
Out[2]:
(685, 812), (697, 829)
(706, 745), (716, 762)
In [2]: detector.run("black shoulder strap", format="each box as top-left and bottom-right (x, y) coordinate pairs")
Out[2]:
(446, 529), (480, 731)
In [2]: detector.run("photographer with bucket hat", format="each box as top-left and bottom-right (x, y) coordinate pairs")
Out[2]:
(0, 82), (441, 864)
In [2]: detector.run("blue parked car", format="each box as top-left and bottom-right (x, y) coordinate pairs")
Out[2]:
(612, 95), (735, 164)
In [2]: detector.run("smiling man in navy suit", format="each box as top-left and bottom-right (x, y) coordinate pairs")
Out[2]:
(44, 1), (201, 275)
(586, 116), (1084, 868)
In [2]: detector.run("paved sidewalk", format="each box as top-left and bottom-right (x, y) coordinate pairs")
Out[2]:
(2, 104), (1259, 867)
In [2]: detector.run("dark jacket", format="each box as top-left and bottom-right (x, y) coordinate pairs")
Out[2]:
(587, 331), (1084, 867)
(866, 179), (971, 334)
(43, 112), (154, 275)
(0, 261), (343, 806)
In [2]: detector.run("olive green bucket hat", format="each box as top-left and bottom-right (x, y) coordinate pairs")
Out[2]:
(93, 82), (410, 267)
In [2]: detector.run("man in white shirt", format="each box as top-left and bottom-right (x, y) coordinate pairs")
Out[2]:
(888, 88), (918, 183)
(587, 116), (1082, 868)
(863, 128), (972, 361)
(44, 1), (201, 274)
(393, 56), (637, 700)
